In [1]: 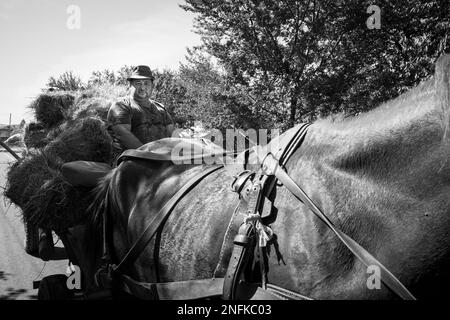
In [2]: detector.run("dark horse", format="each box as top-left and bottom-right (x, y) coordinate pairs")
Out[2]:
(89, 55), (450, 299)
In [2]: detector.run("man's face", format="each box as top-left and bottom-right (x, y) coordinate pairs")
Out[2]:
(130, 79), (153, 99)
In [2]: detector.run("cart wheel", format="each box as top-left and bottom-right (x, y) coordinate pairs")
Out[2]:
(38, 275), (74, 300)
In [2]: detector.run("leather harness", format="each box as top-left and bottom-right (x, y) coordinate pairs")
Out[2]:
(95, 123), (416, 300)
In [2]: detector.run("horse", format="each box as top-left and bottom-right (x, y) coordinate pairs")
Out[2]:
(88, 55), (450, 300)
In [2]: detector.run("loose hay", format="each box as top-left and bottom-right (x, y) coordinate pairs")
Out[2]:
(5, 117), (114, 231)
(45, 117), (113, 164)
(4, 85), (121, 232)
(69, 84), (128, 121)
(72, 97), (112, 121)
(4, 149), (99, 231)
(29, 92), (75, 129)
(4, 152), (54, 208)
(23, 172), (93, 232)
(23, 122), (48, 149)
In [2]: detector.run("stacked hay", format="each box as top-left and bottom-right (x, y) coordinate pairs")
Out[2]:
(45, 117), (113, 163)
(22, 85), (127, 150)
(4, 83), (122, 232)
(69, 84), (128, 122)
(72, 96), (111, 121)
(5, 151), (93, 232)
(30, 92), (75, 128)
(5, 117), (113, 231)
(23, 122), (48, 149)
(23, 92), (76, 149)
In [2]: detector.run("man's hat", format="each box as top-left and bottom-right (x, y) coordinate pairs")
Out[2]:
(127, 65), (155, 81)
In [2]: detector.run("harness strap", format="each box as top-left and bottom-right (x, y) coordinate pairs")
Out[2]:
(113, 165), (223, 274)
(265, 283), (313, 300)
(222, 124), (311, 300)
(222, 223), (254, 299)
(260, 152), (417, 300)
(120, 275), (225, 300)
(251, 285), (313, 300)
(276, 123), (310, 165)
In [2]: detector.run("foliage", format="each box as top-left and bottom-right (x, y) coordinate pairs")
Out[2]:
(176, 48), (263, 130)
(181, 0), (450, 128)
(46, 71), (84, 91)
(87, 69), (116, 87)
(87, 66), (135, 87)
(152, 69), (186, 117)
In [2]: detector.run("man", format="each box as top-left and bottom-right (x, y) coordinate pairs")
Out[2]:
(107, 65), (175, 160)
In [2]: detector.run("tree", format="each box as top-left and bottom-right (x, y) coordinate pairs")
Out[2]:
(116, 65), (135, 86)
(87, 69), (116, 87)
(176, 48), (263, 130)
(46, 71), (84, 91)
(152, 69), (187, 117)
(304, 0), (450, 119)
(181, 0), (450, 128)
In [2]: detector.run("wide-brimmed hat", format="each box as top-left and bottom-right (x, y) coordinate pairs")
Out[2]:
(127, 65), (155, 81)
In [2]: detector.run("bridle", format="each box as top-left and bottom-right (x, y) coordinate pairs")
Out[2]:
(95, 123), (416, 300)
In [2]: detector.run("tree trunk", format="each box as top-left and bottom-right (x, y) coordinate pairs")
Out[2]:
(289, 95), (298, 128)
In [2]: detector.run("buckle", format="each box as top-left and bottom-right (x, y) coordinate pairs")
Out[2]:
(230, 170), (255, 194)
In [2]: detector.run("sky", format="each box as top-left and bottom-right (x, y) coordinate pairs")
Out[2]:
(0, 0), (201, 124)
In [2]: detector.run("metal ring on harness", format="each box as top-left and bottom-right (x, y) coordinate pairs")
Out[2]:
(230, 170), (255, 194)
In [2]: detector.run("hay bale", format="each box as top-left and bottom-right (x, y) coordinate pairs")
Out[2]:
(29, 92), (75, 129)
(4, 151), (93, 231)
(72, 97), (112, 121)
(45, 117), (113, 164)
(23, 122), (48, 149)
(4, 151), (59, 209)
(3, 85), (124, 232)
(23, 172), (93, 232)
(69, 84), (128, 121)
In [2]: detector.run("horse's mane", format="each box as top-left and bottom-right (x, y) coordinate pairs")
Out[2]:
(89, 170), (116, 228)
(294, 56), (450, 274)
(316, 55), (450, 140)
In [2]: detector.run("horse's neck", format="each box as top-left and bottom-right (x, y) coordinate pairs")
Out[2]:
(310, 83), (447, 177)
(279, 98), (450, 298)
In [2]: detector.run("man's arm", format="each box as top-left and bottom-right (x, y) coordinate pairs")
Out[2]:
(108, 100), (144, 149)
(163, 108), (175, 137)
(110, 124), (143, 149)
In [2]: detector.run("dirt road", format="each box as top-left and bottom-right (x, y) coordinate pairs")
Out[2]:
(0, 151), (68, 300)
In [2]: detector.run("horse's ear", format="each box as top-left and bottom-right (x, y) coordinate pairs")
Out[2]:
(435, 54), (450, 139)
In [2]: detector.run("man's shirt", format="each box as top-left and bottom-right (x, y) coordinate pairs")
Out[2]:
(107, 96), (174, 154)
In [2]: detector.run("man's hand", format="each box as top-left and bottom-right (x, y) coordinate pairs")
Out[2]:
(111, 124), (143, 149)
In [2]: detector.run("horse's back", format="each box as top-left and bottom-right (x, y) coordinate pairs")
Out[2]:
(113, 152), (242, 283)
